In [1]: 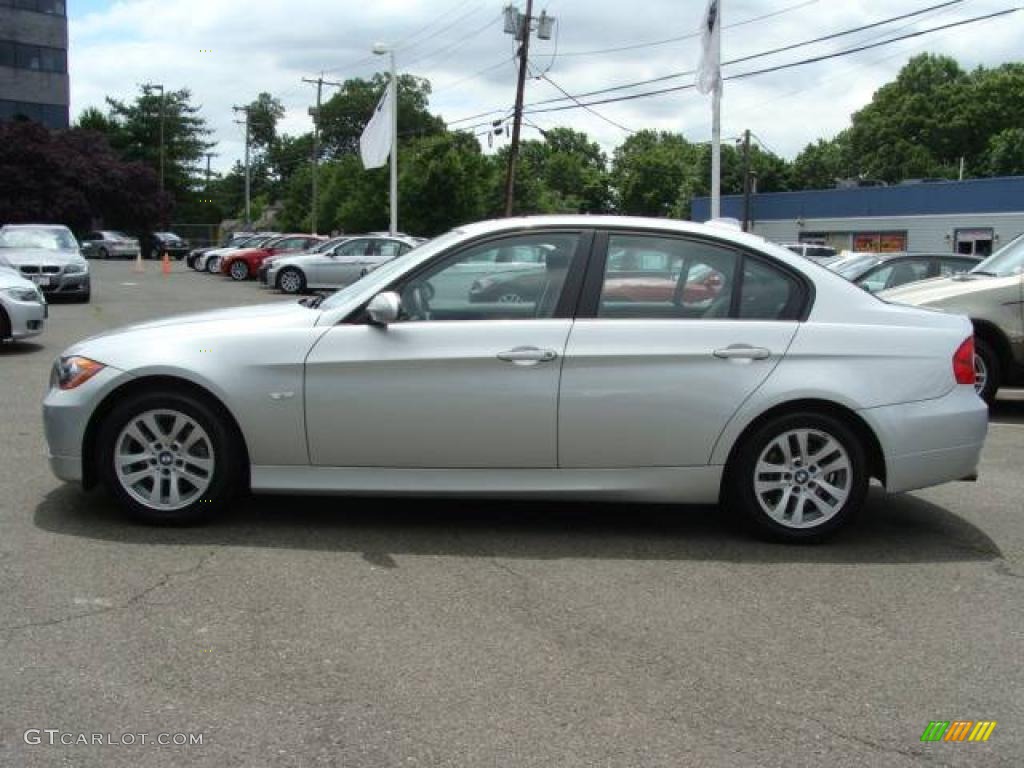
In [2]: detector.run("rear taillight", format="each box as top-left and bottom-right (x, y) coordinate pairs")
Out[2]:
(953, 337), (975, 386)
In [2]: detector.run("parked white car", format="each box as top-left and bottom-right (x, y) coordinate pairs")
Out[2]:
(43, 216), (987, 542)
(0, 265), (46, 341)
(265, 235), (420, 294)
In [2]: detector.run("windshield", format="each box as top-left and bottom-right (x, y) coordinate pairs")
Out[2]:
(320, 229), (466, 310)
(972, 233), (1024, 276)
(834, 254), (880, 278)
(0, 226), (78, 250)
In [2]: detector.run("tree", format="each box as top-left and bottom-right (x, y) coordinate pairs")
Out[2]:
(611, 131), (703, 217)
(0, 121), (164, 232)
(982, 128), (1024, 176)
(81, 85), (215, 222)
(317, 74), (444, 158)
(399, 132), (494, 236)
(790, 133), (854, 190)
(246, 92), (285, 152)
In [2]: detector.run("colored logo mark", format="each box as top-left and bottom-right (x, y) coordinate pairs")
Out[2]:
(921, 721), (996, 742)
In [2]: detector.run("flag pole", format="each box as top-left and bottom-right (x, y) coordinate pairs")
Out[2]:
(711, 85), (721, 219)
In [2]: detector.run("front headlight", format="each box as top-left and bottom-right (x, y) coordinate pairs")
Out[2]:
(2, 286), (42, 303)
(53, 356), (105, 390)
(64, 261), (88, 274)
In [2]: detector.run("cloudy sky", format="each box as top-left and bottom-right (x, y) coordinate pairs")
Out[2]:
(68, 0), (1022, 172)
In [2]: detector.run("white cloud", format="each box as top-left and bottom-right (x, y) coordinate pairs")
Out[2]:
(68, 0), (1024, 172)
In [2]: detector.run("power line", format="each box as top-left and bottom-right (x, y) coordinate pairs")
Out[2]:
(403, 14), (503, 69)
(446, 0), (979, 125)
(537, 72), (634, 133)
(519, 8), (1018, 116)
(398, 2), (489, 58)
(556, 0), (820, 58)
(394, 0), (481, 50)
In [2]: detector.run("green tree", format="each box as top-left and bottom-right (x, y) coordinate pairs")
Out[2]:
(611, 130), (703, 217)
(790, 133), (854, 189)
(318, 73), (444, 158)
(982, 127), (1024, 176)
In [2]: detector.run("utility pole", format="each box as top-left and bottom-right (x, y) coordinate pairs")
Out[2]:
(741, 128), (752, 232)
(303, 75), (343, 235)
(502, 2), (555, 217)
(232, 105), (252, 228)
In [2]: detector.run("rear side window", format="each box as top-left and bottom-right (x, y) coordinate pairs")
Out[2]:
(739, 258), (802, 319)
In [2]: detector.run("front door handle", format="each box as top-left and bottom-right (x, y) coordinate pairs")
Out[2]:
(497, 346), (558, 365)
(713, 345), (771, 360)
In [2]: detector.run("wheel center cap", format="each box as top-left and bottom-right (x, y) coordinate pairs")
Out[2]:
(159, 452), (174, 466)
(794, 470), (810, 485)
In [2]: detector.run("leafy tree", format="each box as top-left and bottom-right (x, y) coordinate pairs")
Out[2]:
(246, 92), (285, 152)
(790, 133), (854, 189)
(982, 128), (1024, 176)
(399, 132), (494, 236)
(611, 130), (703, 217)
(318, 73), (445, 158)
(0, 121), (164, 232)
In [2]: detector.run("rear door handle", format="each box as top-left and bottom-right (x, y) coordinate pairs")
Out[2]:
(713, 345), (771, 360)
(497, 346), (558, 365)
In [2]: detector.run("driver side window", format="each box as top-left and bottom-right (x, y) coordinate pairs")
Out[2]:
(397, 233), (582, 322)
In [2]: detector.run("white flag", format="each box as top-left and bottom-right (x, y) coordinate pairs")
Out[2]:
(359, 83), (394, 170)
(696, 0), (721, 95)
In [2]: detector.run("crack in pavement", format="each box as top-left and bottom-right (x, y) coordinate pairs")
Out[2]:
(0, 548), (221, 636)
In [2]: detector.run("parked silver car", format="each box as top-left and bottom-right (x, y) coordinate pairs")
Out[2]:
(0, 265), (46, 341)
(79, 230), (141, 260)
(43, 216), (987, 542)
(266, 234), (419, 294)
(0, 224), (91, 302)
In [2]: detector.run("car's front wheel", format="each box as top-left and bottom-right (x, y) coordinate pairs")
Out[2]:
(97, 390), (241, 524)
(725, 412), (868, 543)
(277, 267), (306, 294)
(229, 260), (250, 281)
(205, 259), (219, 274)
(973, 338), (1000, 405)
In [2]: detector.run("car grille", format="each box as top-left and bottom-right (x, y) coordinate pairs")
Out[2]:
(19, 265), (62, 275)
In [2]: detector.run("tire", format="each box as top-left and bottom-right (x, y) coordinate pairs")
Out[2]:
(0, 306), (10, 341)
(277, 267), (306, 294)
(98, 247), (109, 260)
(229, 260), (250, 281)
(205, 258), (219, 274)
(724, 412), (869, 543)
(973, 337), (1000, 405)
(74, 288), (91, 304)
(96, 390), (241, 525)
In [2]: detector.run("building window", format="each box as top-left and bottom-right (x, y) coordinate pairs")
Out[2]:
(0, 98), (68, 129)
(1, 0), (66, 15)
(853, 232), (907, 253)
(0, 40), (67, 73)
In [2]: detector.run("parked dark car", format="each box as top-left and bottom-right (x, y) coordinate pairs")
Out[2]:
(141, 232), (190, 260)
(830, 251), (982, 293)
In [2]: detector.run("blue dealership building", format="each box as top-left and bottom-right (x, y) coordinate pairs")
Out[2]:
(692, 176), (1024, 256)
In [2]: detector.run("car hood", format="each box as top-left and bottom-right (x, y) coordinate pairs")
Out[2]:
(880, 273), (1019, 306)
(0, 248), (83, 265)
(68, 302), (320, 355)
(225, 248), (269, 260)
(0, 265), (38, 290)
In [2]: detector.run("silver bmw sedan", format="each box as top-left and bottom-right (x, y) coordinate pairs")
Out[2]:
(42, 216), (988, 542)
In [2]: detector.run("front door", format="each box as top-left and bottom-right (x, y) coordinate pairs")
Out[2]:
(559, 232), (804, 468)
(304, 230), (589, 468)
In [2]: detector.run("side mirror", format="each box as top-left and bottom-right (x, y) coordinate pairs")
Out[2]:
(366, 291), (401, 325)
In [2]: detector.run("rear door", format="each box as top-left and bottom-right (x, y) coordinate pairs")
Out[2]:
(559, 231), (805, 468)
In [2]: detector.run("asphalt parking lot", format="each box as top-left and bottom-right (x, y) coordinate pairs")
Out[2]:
(1, 260), (1022, 767)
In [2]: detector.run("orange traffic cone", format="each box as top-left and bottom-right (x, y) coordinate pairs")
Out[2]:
(161, 251), (171, 276)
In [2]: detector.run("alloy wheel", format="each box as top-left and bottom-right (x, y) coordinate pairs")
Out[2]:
(230, 261), (248, 280)
(114, 409), (215, 511)
(973, 353), (988, 396)
(279, 270), (303, 293)
(753, 428), (852, 529)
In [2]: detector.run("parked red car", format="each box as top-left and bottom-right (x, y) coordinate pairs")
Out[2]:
(219, 234), (325, 281)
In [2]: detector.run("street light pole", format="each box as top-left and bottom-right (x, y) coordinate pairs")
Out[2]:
(232, 105), (252, 228)
(303, 74), (343, 235)
(373, 44), (399, 236)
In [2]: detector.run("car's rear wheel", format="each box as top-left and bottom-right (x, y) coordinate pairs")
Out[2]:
(725, 412), (868, 543)
(229, 260), (250, 281)
(97, 390), (240, 524)
(278, 267), (306, 294)
(973, 337), (999, 405)
(0, 306), (10, 341)
(98, 247), (109, 260)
